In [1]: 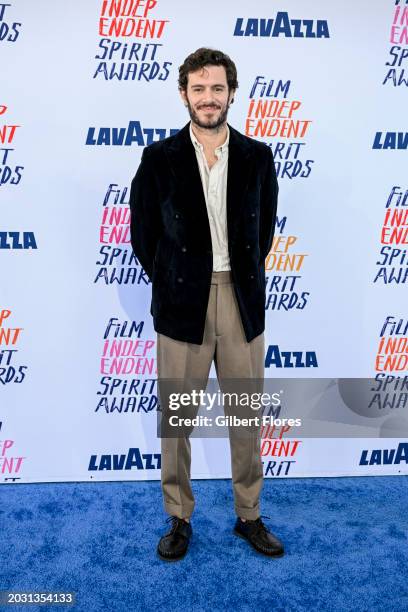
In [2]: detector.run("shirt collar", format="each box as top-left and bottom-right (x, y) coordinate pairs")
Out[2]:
(189, 121), (229, 155)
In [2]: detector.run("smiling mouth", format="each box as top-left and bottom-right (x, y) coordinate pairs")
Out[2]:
(200, 106), (218, 111)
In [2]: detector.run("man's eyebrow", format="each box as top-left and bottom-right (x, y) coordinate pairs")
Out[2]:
(191, 83), (226, 88)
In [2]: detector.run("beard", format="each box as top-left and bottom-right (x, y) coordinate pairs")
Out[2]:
(185, 98), (230, 130)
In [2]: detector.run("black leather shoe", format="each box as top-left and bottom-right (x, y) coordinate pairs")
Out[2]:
(157, 516), (192, 561)
(234, 515), (284, 557)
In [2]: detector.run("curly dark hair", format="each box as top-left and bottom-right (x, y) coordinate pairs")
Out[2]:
(178, 47), (239, 93)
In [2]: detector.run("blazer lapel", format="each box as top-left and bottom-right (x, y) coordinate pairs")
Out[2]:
(164, 120), (254, 246)
(226, 123), (254, 243)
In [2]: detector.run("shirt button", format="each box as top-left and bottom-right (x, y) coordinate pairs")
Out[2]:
(177, 277), (184, 283)
(181, 246), (187, 253)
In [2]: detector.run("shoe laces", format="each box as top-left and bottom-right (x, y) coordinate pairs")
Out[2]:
(245, 514), (271, 536)
(166, 515), (188, 534)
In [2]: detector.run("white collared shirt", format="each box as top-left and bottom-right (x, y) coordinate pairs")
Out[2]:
(189, 121), (231, 271)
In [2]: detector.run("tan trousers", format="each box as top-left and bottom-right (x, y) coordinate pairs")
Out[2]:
(157, 270), (265, 520)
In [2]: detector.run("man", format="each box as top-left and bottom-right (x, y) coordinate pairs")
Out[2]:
(129, 48), (284, 561)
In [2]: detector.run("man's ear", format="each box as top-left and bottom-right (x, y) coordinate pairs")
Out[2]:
(179, 88), (187, 105)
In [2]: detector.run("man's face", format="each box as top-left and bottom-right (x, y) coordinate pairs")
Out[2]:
(180, 64), (234, 130)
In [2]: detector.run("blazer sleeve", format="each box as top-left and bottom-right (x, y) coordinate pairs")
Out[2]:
(259, 146), (279, 261)
(129, 146), (162, 282)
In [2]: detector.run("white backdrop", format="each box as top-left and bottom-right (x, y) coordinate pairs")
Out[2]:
(1, 0), (407, 483)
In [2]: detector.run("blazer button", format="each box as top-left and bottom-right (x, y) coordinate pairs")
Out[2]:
(177, 276), (184, 283)
(207, 249), (212, 255)
(250, 212), (256, 218)
(249, 274), (255, 280)
(246, 244), (251, 249)
(181, 246), (187, 252)
(174, 213), (180, 219)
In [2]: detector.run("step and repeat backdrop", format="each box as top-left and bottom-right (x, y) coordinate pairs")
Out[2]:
(1, 1), (407, 484)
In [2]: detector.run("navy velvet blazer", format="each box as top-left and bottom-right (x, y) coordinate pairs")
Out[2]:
(129, 121), (279, 345)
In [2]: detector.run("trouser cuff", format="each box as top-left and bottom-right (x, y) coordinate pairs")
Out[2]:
(235, 504), (260, 520)
(164, 501), (194, 520)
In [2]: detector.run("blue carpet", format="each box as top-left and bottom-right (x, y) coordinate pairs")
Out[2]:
(1, 476), (407, 611)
